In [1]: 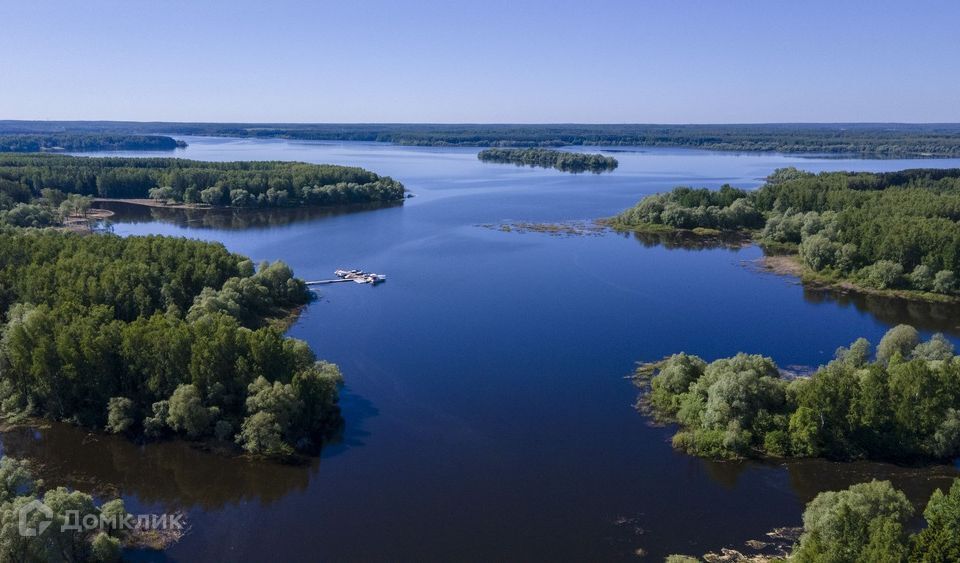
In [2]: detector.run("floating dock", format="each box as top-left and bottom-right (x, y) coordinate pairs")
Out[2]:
(306, 269), (387, 286)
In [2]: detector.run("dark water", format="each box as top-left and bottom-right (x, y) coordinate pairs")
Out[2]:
(14, 138), (960, 561)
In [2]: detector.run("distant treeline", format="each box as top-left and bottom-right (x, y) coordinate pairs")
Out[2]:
(612, 168), (960, 297)
(0, 134), (185, 153)
(3, 121), (960, 157)
(0, 154), (405, 210)
(478, 148), (618, 173)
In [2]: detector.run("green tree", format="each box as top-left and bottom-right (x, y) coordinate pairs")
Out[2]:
(794, 480), (912, 563)
(912, 480), (960, 561)
(105, 397), (135, 434)
(237, 411), (292, 456)
(877, 325), (920, 365)
(166, 384), (214, 438)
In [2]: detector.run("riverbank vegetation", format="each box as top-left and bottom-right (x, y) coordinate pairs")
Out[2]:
(0, 456), (134, 561)
(0, 230), (342, 457)
(0, 154), (405, 210)
(0, 134), (185, 153)
(477, 148), (618, 173)
(613, 168), (960, 300)
(669, 477), (960, 563)
(5, 121), (960, 157)
(635, 325), (960, 462)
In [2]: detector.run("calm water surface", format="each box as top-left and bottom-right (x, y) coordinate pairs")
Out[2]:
(11, 138), (960, 561)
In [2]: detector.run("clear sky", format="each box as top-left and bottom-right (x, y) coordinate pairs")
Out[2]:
(2, 0), (958, 123)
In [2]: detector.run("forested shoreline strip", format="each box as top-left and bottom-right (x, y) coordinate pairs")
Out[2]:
(0, 154), (406, 227)
(0, 134), (186, 152)
(3, 122), (960, 156)
(610, 167), (960, 302)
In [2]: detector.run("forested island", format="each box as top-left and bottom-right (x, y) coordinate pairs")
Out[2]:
(0, 134), (185, 153)
(0, 230), (342, 457)
(636, 324), (959, 462)
(611, 168), (960, 301)
(477, 148), (618, 173)
(0, 155), (405, 226)
(4, 121), (960, 157)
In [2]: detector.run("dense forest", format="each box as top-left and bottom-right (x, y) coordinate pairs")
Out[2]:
(0, 230), (342, 457)
(670, 477), (960, 562)
(636, 325), (960, 462)
(613, 168), (960, 297)
(3, 121), (960, 157)
(477, 148), (617, 173)
(0, 134), (185, 153)
(0, 154), (405, 213)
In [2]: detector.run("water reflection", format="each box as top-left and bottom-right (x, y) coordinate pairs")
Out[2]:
(615, 228), (751, 251)
(699, 456), (957, 511)
(616, 229), (960, 335)
(802, 287), (960, 334)
(95, 200), (403, 231)
(0, 422), (315, 510)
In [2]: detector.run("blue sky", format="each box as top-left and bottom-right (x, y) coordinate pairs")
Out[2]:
(2, 0), (958, 123)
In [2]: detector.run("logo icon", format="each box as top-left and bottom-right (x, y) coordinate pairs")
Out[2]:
(18, 499), (53, 537)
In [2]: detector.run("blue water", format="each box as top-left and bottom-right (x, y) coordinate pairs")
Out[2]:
(63, 138), (960, 560)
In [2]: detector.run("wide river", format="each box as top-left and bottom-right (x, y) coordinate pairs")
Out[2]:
(10, 138), (960, 561)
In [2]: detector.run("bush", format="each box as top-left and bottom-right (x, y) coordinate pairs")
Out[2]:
(143, 400), (169, 437)
(763, 430), (791, 457)
(105, 397), (135, 434)
(166, 384), (213, 438)
(90, 532), (122, 562)
(909, 264), (934, 291)
(799, 234), (840, 271)
(876, 325), (919, 365)
(859, 260), (904, 290)
(933, 270), (957, 294)
(237, 411), (293, 456)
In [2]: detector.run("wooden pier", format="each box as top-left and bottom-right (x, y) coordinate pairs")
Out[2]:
(305, 279), (353, 285)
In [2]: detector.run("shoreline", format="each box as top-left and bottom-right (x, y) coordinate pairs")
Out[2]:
(94, 197), (213, 210)
(758, 253), (960, 305)
(609, 221), (960, 306)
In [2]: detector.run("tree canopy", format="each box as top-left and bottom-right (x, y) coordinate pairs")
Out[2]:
(636, 324), (960, 461)
(614, 168), (960, 296)
(0, 154), (405, 210)
(0, 230), (342, 456)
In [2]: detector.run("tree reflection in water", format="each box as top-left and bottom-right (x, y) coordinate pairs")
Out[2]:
(0, 422), (316, 510)
(96, 200), (404, 231)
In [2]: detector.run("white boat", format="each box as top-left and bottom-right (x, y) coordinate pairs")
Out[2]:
(335, 269), (386, 284)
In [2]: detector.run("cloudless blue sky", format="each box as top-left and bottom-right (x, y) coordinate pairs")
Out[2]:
(2, 0), (958, 123)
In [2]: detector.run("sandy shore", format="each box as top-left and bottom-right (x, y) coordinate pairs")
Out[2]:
(758, 254), (804, 277)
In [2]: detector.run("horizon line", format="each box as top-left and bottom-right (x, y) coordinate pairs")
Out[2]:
(2, 119), (960, 127)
